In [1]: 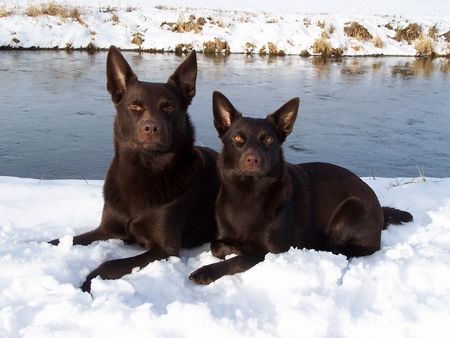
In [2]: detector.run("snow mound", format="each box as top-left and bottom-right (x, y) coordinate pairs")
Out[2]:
(1, 176), (450, 337)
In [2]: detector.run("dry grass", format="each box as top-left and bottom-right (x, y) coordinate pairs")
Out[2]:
(443, 30), (450, 42)
(0, 6), (13, 17)
(303, 17), (311, 27)
(351, 45), (362, 52)
(162, 16), (207, 33)
(258, 42), (285, 56)
(428, 24), (439, 40)
(244, 42), (256, 55)
(394, 23), (422, 43)
(415, 35), (435, 56)
(25, 2), (83, 23)
(328, 24), (336, 35)
(373, 36), (384, 48)
(175, 43), (193, 55)
(312, 37), (343, 57)
(344, 22), (372, 41)
(203, 38), (230, 55)
(299, 49), (310, 57)
(111, 13), (119, 24)
(131, 32), (144, 47)
(316, 20), (326, 29)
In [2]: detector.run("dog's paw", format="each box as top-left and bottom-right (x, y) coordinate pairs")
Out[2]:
(81, 278), (92, 293)
(189, 266), (219, 285)
(48, 238), (60, 246)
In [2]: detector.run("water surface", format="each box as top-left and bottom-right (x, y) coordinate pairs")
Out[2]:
(0, 51), (449, 179)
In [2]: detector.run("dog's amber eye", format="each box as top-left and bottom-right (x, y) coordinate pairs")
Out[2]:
(263, 136), (274, 145)
(233, 135), (244, 143)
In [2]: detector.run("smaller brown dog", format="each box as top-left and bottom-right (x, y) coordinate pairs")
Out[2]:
(190, 91), (412, 284)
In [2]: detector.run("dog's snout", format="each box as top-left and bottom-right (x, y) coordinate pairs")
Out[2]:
(240, 151), (264, 175)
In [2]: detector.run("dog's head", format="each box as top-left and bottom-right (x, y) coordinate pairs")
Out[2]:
(213, 91), (300, 177)
(106, 46), (197, 153)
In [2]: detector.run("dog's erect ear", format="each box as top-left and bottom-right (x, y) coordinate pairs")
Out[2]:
(266, 98), (300, 140)
(106, 45), (137, 105)
(213, 91), (241, 137)
(167, 51), (197, 107)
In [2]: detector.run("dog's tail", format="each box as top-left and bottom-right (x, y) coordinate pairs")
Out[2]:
(382, 207), (413, 229)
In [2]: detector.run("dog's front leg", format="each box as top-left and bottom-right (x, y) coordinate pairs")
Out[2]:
(81, 248), (174, 293)
(189, 255), (263, 285)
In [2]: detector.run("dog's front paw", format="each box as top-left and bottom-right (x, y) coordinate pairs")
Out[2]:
(189, 265), (219, 285)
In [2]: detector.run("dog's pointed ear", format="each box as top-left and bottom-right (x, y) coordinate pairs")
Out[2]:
(106, 45), (137, 105)
(167, 51), (197, 107)
(266, 98), (300, 140)
(213, 91), (241, 137)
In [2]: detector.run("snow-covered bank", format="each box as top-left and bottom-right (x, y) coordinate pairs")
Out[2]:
(1, 175), (450, 337)
(1, 1), (450, 56)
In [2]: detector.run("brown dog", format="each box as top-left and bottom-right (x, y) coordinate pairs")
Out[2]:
(189, 91), (412, 284)
(50, 46), (219, 292)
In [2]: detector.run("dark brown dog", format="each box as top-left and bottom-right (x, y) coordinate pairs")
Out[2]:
(50, 46), (219, 292)
(189, 91), (412, 284)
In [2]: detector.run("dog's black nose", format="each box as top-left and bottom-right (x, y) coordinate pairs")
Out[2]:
(245, 154), (259, 165)
(141, 120), (160, 135)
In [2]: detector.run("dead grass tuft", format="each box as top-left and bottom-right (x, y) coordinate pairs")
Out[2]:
(344, 22), (372, 41)
(328, 24), (336, 35)
(131, 32), (144, 47)
(0, 6), (13, 17)
(312, 37), (343, 57)
(175, 43), (193, 55)
(25, 2), (83, 23)
(300, 49), (311, 57)
(161, 16), (207, 33)
(415, 35), (435, 56)
(303, 17), (311, 27)
(316, 20), (326, 29)
(111, 13), (119, 24)
(259, 42), (285, 56)
(443, 30), (450, 42)
(428, 24), (439, 40)
(373, 36), (384, 48)
(394, 23), (422, 43)
(203, 38), (230, 55)
(244, 42), (256, 55)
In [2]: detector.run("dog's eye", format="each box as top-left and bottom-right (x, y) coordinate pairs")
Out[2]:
(263, 136), (274, 145)
(129, 104), (144, 112)
(162, 105), (175, 113)
(233, 135), (244, 143)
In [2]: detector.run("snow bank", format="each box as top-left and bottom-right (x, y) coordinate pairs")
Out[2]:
(1, 1), (449, 56)
(1, 175), (450, 337)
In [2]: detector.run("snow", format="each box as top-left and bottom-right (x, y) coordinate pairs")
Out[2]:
(1, 175), (450, 337)
(1, 0), (449, 55)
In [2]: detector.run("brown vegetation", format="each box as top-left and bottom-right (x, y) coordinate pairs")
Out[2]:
(25, 2), (83, 23)
(131, 32), (144, 47)
(415, 35), (435, 56)
(203, 38), (230, 55)
(394, 23), (422, 43)
(175, 43), (193, 55)
(299, 49), (311, 57)
(312, 37), (343, 57)
(259, 42), (285, 56)
(373, 36), (384, 48)
(428, 25), (439, 40)
(344, 22), (372, 41)
(161, 16), (207, 33)
(244, 42), (256, 55)
(443, 30), (450, 42)
(0, 6), (13, 17)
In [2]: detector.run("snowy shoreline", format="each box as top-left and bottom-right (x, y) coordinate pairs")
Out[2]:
(1, 1), (450, 56)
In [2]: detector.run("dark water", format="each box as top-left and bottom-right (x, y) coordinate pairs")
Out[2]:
(0, 51), (449, 179)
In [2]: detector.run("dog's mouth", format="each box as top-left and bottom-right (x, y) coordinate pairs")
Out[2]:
(131, 141), (169, 152)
